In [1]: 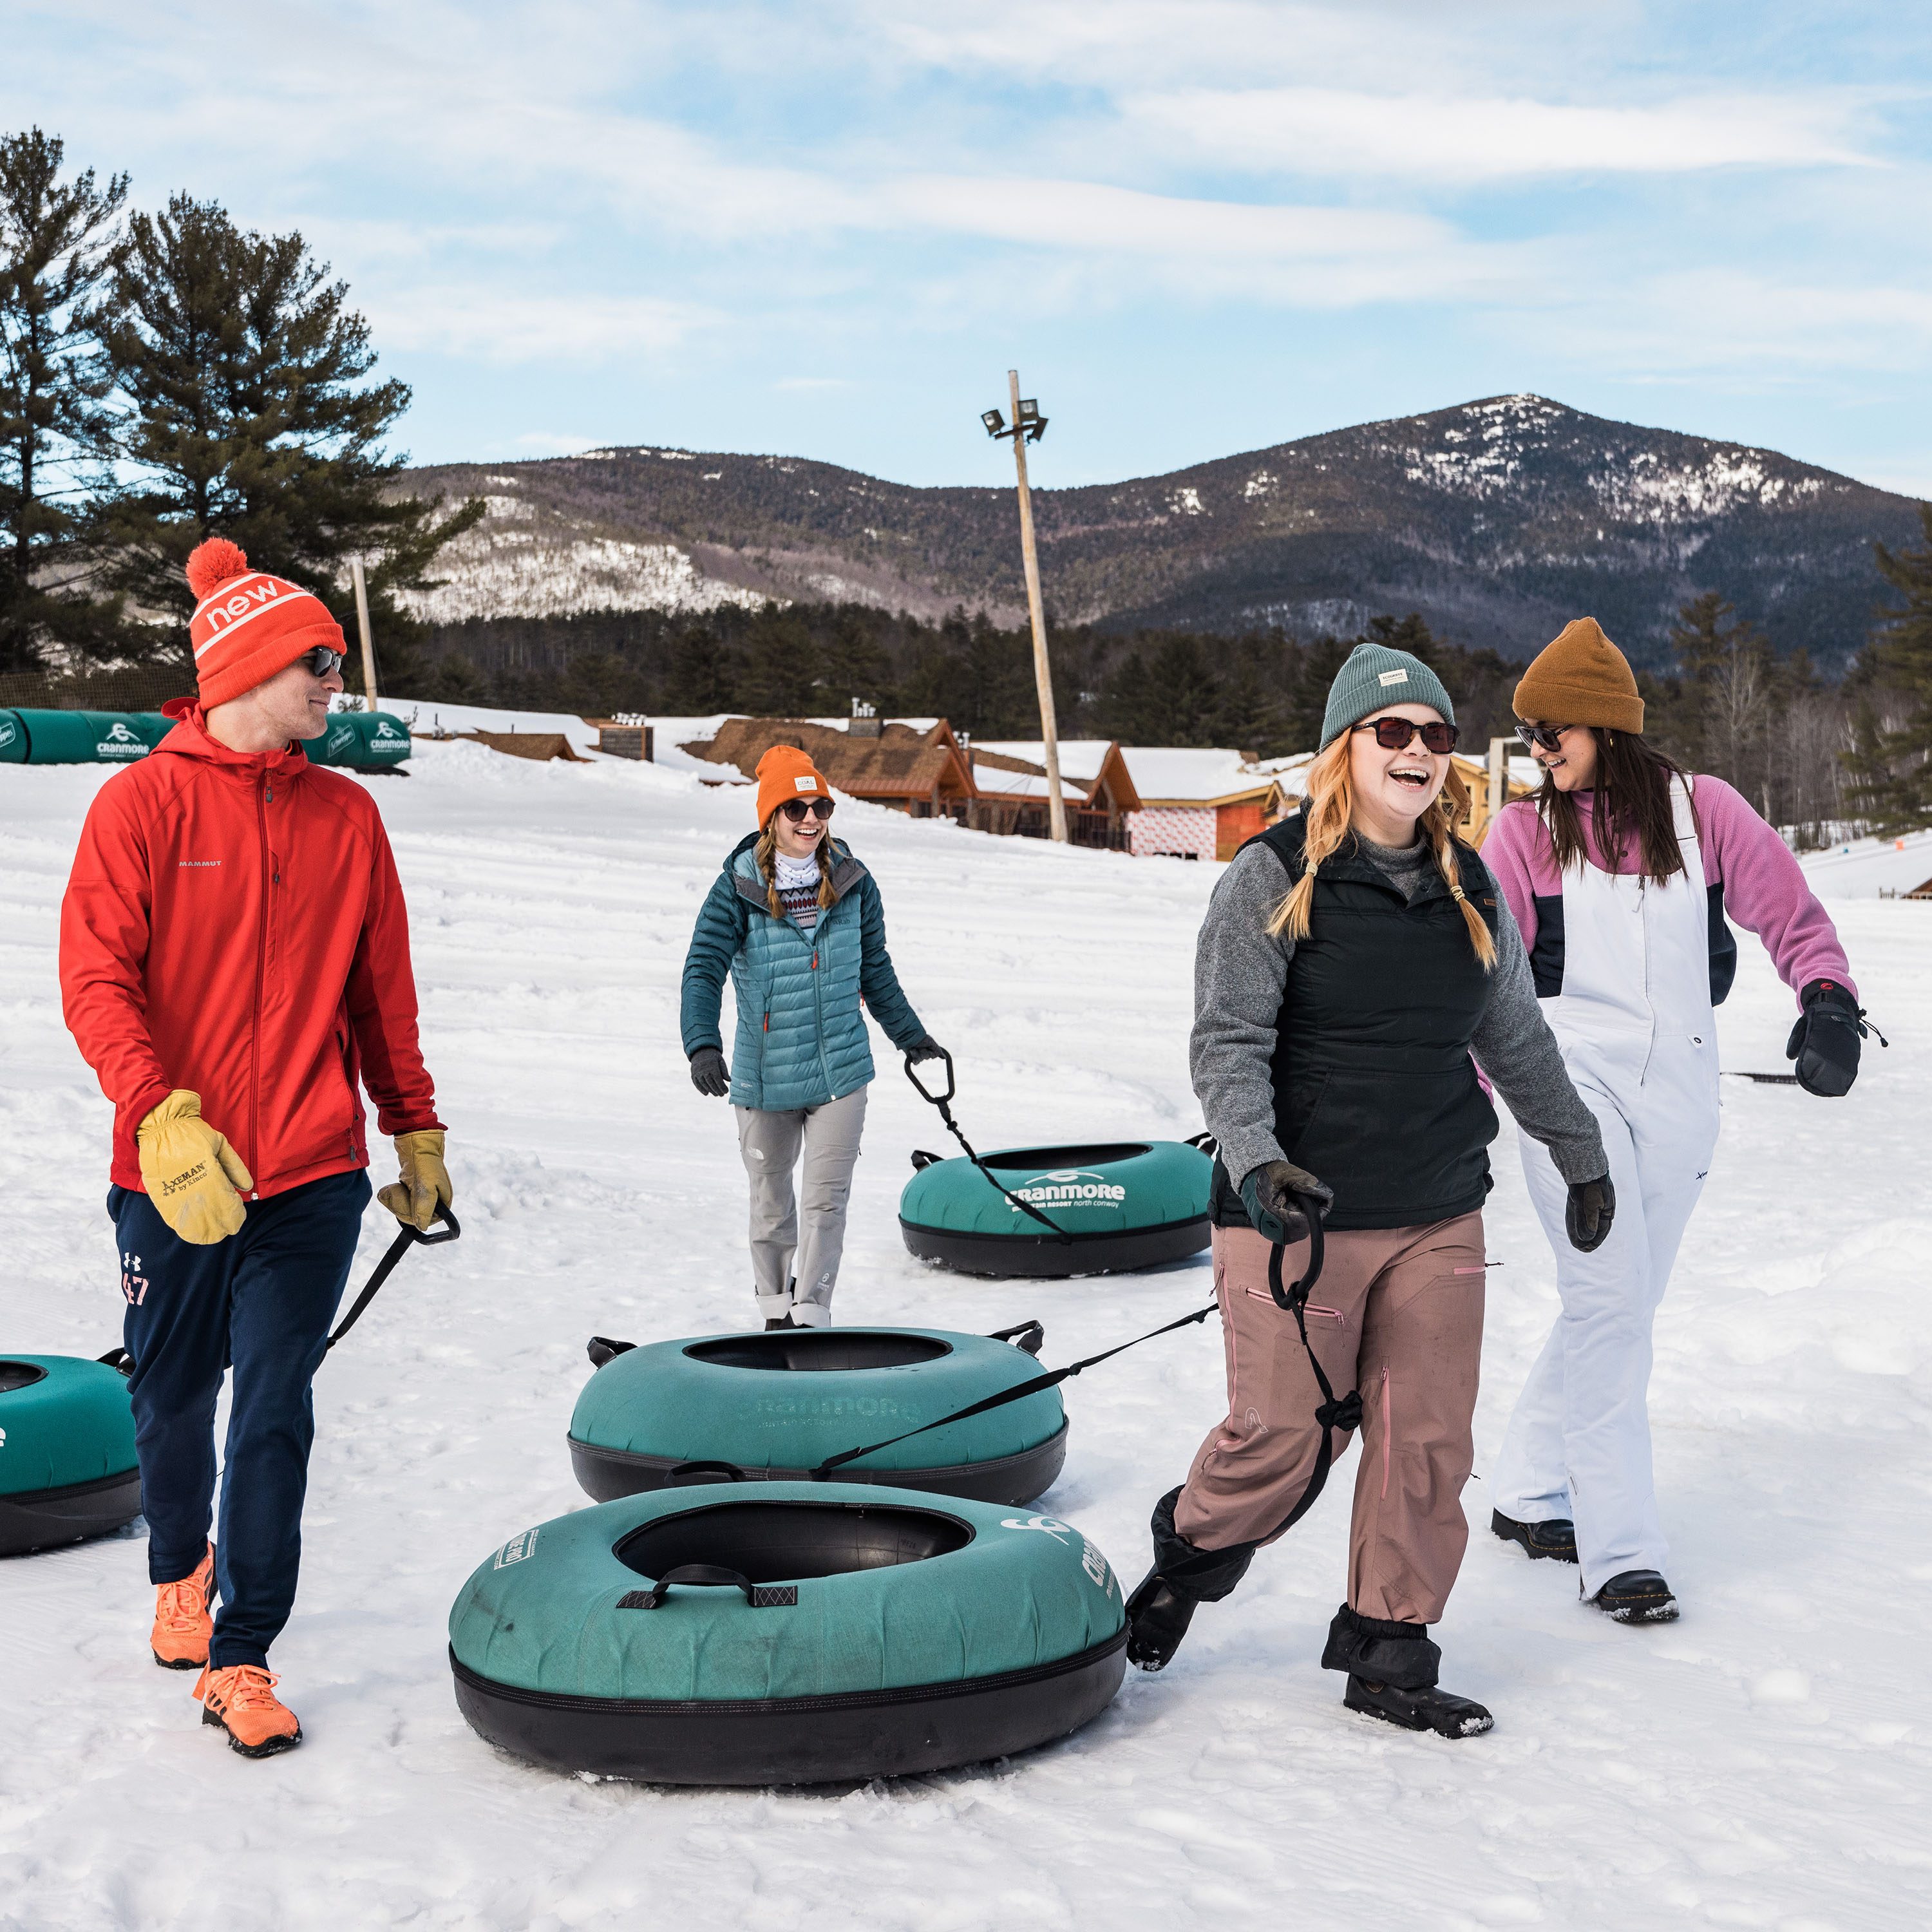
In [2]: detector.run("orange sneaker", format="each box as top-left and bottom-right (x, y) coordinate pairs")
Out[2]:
(194, 1664), (302, 1757)
(151, 1545), (215, 1670)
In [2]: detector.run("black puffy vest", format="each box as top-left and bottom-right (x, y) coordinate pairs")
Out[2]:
(1209, 813), (1504, 1233)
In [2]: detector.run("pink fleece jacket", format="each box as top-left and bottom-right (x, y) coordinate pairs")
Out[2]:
(1482, 776), (1853, 1009)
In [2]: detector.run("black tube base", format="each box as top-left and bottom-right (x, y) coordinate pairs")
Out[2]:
(569, 1420), (1067, 1508)
(0, 1468), (143, 1557)
(451, 1629), (1128, 1785)
(899, 1216), (1210, 1279)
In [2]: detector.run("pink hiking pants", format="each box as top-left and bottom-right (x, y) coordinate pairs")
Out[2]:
(1174, 1214), (1486, 1626)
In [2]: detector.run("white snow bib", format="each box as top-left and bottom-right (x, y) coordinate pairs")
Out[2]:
(1541, 779), (1718, 1124)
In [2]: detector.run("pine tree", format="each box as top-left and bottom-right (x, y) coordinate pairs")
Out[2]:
(97, 194), (478, 676)
(1667, 592), (1772, 793)
(0, 128), (126, 672)
(1851, 504), (1932, 831)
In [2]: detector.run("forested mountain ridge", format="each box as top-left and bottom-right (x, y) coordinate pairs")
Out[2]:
(402, 394), (1922, 670)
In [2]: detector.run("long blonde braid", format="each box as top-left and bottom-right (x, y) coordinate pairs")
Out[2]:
(1266, 743), (1495, 970)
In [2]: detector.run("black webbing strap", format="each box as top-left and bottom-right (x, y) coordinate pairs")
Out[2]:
(904, 1050), (1073, 1244)
(1257, 1197), (1361, 1538)
(812, 1298), (1217, 1478)
(325, 1206), (461, 1352)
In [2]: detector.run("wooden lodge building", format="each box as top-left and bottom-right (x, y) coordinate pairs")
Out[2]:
(670, 715), (1534, 856)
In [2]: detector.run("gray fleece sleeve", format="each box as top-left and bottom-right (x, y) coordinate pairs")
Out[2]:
(1188, 844), (1294, 1188)
(1471, 863), (1607, 1185)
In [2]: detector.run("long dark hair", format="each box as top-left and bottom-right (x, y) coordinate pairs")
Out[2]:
(1536, 729), (1694, 884)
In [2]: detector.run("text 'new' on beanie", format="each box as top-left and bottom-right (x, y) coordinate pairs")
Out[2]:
(187, 538), (345, 710)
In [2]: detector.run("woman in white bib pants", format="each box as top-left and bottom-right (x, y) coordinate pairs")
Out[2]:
(1484, 618), (1869, 1623)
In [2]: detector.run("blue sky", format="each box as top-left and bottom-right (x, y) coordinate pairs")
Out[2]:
(8, 1), (1930, 493)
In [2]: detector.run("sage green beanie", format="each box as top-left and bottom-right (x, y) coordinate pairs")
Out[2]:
(1319, 642), (1455, 750)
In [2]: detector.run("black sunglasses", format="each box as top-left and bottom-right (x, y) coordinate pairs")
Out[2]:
(1356, 716), (1459, 754)
(298, 646), (346, 677)
(778, 797), (835, 823)
(1515, 723), (1573, 753)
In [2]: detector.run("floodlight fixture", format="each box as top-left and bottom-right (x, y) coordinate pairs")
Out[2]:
(1016, 398), (1047, 441)
(981, 408), (1007, 436)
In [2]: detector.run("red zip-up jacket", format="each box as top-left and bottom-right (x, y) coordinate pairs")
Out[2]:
(60, 701), (441, 1198)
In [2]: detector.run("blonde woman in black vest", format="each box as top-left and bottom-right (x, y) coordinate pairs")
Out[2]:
(1126, 641), (1610, 1738)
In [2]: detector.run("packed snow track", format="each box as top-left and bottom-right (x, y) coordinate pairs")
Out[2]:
(3, 743), (1927, 1930)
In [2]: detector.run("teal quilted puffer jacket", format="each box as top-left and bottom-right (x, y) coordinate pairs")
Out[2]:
(680, 834), (926, 1110)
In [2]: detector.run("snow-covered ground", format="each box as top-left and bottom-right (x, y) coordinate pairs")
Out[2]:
(3, 746), (1928, 1931)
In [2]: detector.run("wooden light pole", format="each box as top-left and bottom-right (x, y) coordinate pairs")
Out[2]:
(349, 556), (381, 715)
(985, 371), (1067, 842)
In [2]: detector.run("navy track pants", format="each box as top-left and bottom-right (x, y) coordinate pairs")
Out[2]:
(110, 1169), (370, 1667)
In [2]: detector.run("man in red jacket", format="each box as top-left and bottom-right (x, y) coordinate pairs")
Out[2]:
(61, 537), (452, 1758)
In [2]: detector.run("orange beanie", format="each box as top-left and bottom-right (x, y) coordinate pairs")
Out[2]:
(1512, 616), (1645, 733)
(186, 538), (345, 709)
(755, 744), (832, 824)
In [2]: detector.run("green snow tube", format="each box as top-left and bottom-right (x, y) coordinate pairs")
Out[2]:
(900, 1136), (1216, 1278)
(448, 1481), (1127, 1783)
(0, 1354), (142, 1555)
(307, 711), (412, 770)
(0, 710), (171, 764)
(569, 1325), (1065, 1506)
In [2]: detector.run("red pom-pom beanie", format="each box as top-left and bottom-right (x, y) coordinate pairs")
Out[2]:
(185, 538), (346, 709)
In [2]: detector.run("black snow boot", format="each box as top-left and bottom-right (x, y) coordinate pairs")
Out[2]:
(763, 1314), (798, 1331)
(1344, 1676), (1495, 1738)
(1591, 1570), (1679, 1624)
(1125, 1487), (1255, 1672)
(1323, 1604), (1493, 1739)
(1491, 1510), (1578, 1564)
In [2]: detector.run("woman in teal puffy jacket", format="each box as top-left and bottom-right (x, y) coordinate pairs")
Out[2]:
(681, 746), (944, 1329)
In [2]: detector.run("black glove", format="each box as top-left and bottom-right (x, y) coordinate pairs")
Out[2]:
(905, 1035), (947, 1066)
(688, 1046), (730, 1097)
(1785, 979), (1868, 1098)
(1566, 1173), (1616, 1253)
(1238, 1159), (1333, 1245)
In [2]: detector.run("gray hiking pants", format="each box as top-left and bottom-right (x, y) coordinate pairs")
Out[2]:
(734, 1085), (868, 1327)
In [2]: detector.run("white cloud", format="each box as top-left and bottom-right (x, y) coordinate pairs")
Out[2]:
(1542, 269), (1932, 376)
(1122, 85), (1878, 181)
(884, 174), (1540, 303)
(363, 288), (715, 363)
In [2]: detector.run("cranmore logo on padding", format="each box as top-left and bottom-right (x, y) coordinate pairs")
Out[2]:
(1007, 1168), (1127, 1213)
(999, 1514), (1115, 1595)
(493, 1527), (540, 1568)
(97, 722), (149, 759)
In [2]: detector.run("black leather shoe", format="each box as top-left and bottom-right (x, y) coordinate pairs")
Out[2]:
(1344, 1676), (1493, 1738)
(1592, 1570), (1679, 1624)
(1124, 1571), (1198, 1672)
(1492, 1510), (1578, 1564)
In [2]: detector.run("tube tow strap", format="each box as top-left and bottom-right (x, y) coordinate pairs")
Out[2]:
(1256, 1198), (1361, 1538)
(904, 1050), (1073, 1244)
(812, 1300), (1217, 1478)
(325, 1206), (462, 1352)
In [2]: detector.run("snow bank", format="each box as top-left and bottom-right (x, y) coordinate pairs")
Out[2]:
(3, 750), (1928, 1930)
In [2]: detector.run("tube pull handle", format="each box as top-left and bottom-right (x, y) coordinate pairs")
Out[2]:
(620, 1566), (797, 1610)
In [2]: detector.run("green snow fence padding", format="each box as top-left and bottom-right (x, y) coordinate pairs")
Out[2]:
(569, 1327), (1066, 1505)
(0, 710), (171, 764)
(900, 1136), (1215, 1278)
(0, 1354), (143, 1555)
(307, 711), (412, 770)
(448, 1481), (1128, 1783)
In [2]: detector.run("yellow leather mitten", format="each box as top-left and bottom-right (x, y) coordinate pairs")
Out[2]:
(137, 1091), (253, 1245)
(377, 1130), (452, 1232)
